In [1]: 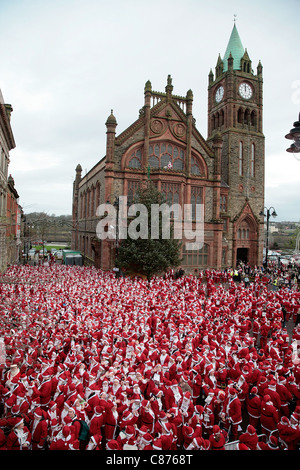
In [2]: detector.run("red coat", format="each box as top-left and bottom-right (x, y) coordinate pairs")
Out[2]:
(246, 393), (261, 419)
(278, 420), (300, 450)
(209, 427), (227, 450)
(6, 426), (31, 450)
(260, 402), (279, 433)
(239, 429), (258, 450)
(89, 413), (105, 437)
(39, 378), (53, 407)
(31, 418), (48, 450)
(225, 394), (242, 425)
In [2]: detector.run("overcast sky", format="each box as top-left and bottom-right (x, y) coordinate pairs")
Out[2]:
(0, 0), (299, 221)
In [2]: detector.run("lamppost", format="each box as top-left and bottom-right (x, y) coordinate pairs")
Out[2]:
(113, 196), (120, 277)
(260, 206), (277, 269)
(285, 112), (300, 160)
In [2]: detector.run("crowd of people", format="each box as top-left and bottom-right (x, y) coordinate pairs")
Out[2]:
(0, 263), (300, 451)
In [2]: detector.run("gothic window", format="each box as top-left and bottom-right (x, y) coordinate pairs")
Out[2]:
(244, 109), (250, 125)
(238, 108), (244, 124)
(237, 221), (250, 240)
(161, 182), (180, 206)
(127, 180), (141, 206)
(219, 109), (224, 126)
(191, 186), (203, 219)
(128, 148), (142, 169)
(96, 182), (101, 210)
(220, 195), (227, 212)
(191, 156), (202, 176)
(86, 189), (90, 218)
(239, 141), (243, 176)
(182, 243), (208, 266)
(90, 186), (95, 217)
(251, 111), (256, 127)
(80, 193), (83, 219)
(148, 143), (184, 170)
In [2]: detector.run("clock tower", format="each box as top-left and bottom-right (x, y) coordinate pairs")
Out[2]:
(207, 23), (264, 267)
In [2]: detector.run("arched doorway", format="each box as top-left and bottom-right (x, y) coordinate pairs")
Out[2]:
(234, 208), (259, 267)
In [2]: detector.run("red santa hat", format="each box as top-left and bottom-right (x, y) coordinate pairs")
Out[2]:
(106, 439), (120, 450)
(91, 434), (102, 446)
(13, 416), (24, 428)
(246, 425), (256, 435)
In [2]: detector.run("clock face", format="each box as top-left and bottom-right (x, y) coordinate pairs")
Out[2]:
(215, 86), (224, 103)
(239, 82), (252, 100)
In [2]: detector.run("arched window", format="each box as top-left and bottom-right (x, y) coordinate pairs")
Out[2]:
(161, 182), (180, 206)
(148, 143), (184, 170)
(127, 181), (141, 206)
(238, 108), (244, 124)
(191, 156), (202, 175)
(191, 186), (203, 219)
(239, 142), (243, 176)
(128, 148), (142, 169)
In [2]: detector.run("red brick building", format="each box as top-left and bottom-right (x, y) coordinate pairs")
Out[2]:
(72, 24), (265, 272)
(0, 89), (16, 271)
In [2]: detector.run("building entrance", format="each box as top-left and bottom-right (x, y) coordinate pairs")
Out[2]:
(237, 248), (249, 265)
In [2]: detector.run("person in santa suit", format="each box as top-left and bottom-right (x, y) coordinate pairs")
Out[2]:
(215, 362), (227, 390)
(260, 317), (270, 350)
(252, 318), (260, 347)
(182, 422), (202, 450)
(86, 433), (102, 450)
(235, 374), (249, 410)
(209, 424), (227, 450)
(6, 417), (31, 450)
(238, 424), (258, 450)
(137, 431), (153, 450)
(38, 371), (53, 409)
(190, 366), (202, 405)
(5, 362), (21, 392)
(30, 407), (48, 450)
(168, 380), (183, 409)
(167, 406), (184, 448)
(257, 434), (280, 450)
(153, 411), (168, 437)
(202, 396), (215, 438)
(46, 418), (61, 449)
(89, 405), (105, 438)
(263, 378), (281, 413)
(286, 375), (300, 411)
(179, 391), (194, 425)
(276, 376), (293, 417)
(149, 388), (164, 417)
(260, 395), (279, 438)
(222, 386), (242, 441)
(49, 425), (76, 450)
(277, 415), (300, 450)
(160, 422), (175, 450)
(104, 400), (119, 441)
(139, 399), (156, 434)
(246, 386), (261, 428)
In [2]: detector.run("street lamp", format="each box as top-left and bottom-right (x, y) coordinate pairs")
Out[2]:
(285, 112), (300, 161)
(113, 196), (120, 277)
(260, 206), (277, 269)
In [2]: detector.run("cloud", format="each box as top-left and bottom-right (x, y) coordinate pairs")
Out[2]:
(0, 0), (299, 219)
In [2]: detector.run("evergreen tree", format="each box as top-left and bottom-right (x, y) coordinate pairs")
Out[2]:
(115, 182), (182, 280)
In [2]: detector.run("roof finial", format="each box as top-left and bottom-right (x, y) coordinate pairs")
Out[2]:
(233, 14), (237, 24)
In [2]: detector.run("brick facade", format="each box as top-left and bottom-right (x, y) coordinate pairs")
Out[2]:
(0, 90), (16, 272)
(72, 25), (265, 272)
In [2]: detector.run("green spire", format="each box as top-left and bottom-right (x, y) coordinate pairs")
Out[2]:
(223, 23), (245, 72)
